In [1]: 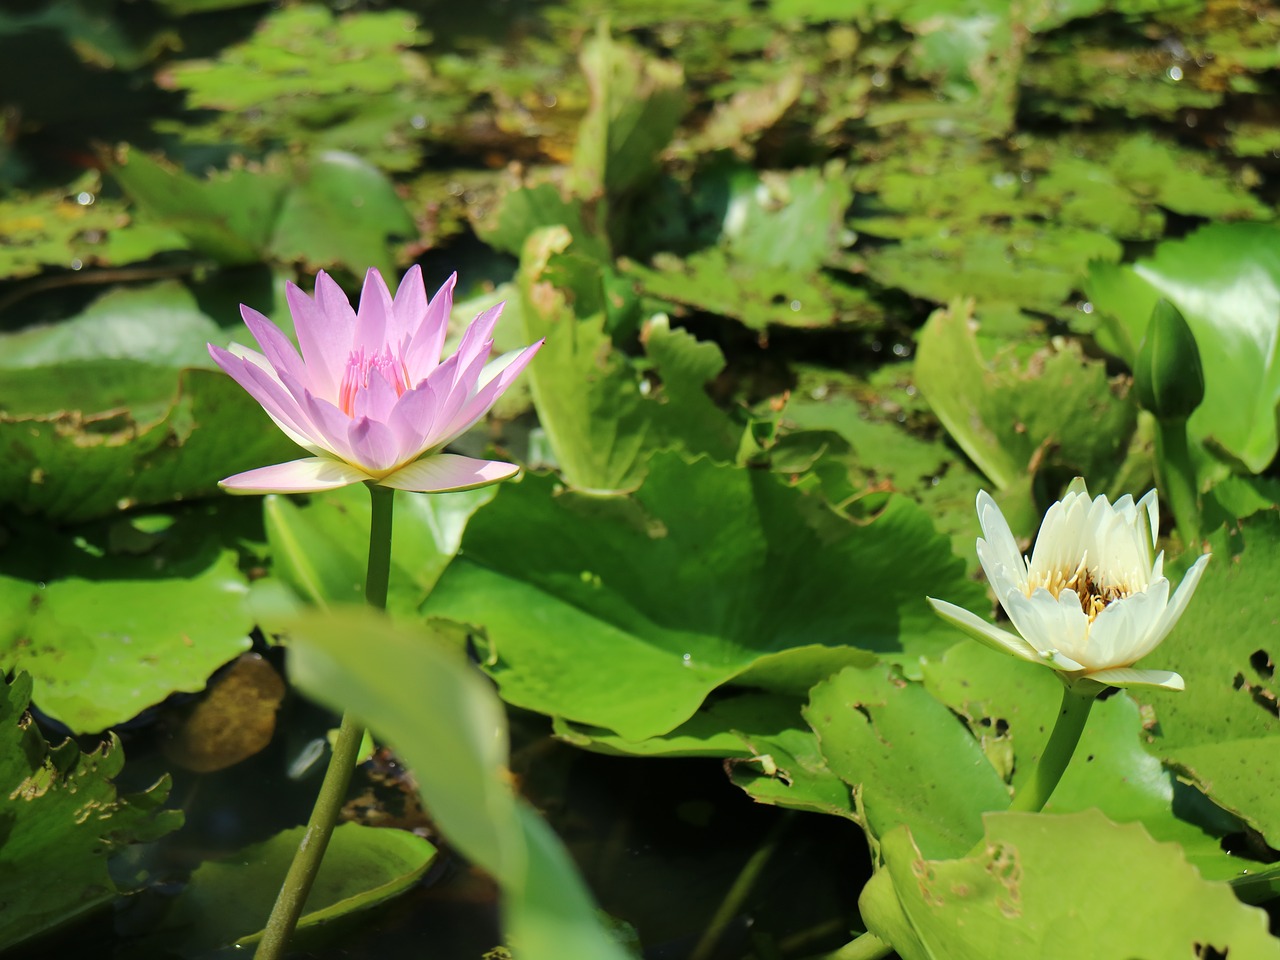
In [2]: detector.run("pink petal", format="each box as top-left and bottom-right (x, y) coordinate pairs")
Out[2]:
(287, 281), (348, 399)
(299, 390), (359, 462)
(208, 343), (316, 443)
(240, 305), (309, 388)
(354, 268), (394, 354)
(348, 416), (400, 472)
(434, 339), (543, 446)
(379, 454), (519, 492)
(447, 303), (504, 387)
(351, 362), (401, 424)
(219, 457), (371, 493)
(391, 264), (428, 342)
(404, 272), (456, 378)
(387, 378), (446, 462)
(314, 271), (358, 333)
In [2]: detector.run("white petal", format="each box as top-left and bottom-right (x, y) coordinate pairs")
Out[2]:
(1137, 488), (1160, 547)
(379, 454), (520, 492)
(1086, 667), (1184, 691)
(219, 458), (371, 494)
(1002, 588), (1090, 661)
(976, 491), (1026, 583)
(926, 598), (1041, 662)
(1086, 580), (1169, 667)
(1145, 552), (1211, 650)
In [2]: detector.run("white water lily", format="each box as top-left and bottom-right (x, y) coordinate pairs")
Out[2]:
(929, 480), (1210, 691)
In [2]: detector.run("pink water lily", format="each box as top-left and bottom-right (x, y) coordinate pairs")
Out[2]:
(208, 267), (542, 494)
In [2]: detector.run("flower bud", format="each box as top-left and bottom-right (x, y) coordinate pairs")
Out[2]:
(1133, 298), (1205, 420)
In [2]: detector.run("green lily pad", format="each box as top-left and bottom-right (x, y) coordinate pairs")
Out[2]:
(864, 812), (1280, 960)
(914, 299), (1137, 494)
(1127, 514), (1280, 847)
(923, 641), (1252, 886)
(422, 454), (982, 741)
(0, 673), (181, 953)
(0, 515), (253, 732)
(158, 822), (436, 956)
(807, 665), (1010, 859)
(1086, 222), (1280, 474)
(285, 607), (632, 960)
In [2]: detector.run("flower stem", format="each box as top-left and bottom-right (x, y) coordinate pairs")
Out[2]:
(1009, 682), (1096, 813)
(1154, 416), (1201, 549)
(803, 931), (893, 960)
(254, 484), (395, 959)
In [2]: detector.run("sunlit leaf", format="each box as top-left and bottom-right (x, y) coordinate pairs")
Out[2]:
(422, 454), (981, 740)
(865, 812), (1280, 960)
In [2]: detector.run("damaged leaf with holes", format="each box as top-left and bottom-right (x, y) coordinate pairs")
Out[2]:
(0, 673), (181, 953)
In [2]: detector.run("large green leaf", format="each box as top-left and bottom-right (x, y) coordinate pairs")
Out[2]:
(807, 665), (1010, 859)
(285, 607), (632, 960)
(0, 515), (253, 732)
(1086, 222), (1280, 473)
(422, 454), (982, 740)
(864, 813), (1280, 960)
(923, 641), (1252, 885)
(0, 673), (181, 953)
(1129, 514), (1280, 846)
(157, 823), (436, 955)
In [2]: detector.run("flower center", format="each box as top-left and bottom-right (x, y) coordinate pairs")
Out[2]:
(1026, 557), (1131, 622)
(338, 347), (411, 417)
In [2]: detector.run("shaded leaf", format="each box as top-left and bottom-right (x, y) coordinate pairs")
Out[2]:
(0, 673), (181, 953)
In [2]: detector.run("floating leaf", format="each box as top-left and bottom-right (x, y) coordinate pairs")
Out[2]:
(1128, 514), (1280, 846)
(807, 665), (1009, 859)
(158, 822), (436, 955)
(0, 673), (181, 953)
(0, 515), (253, 732)
(422, 454), (981, 740)
(864, 812), (1280, 960)
(923, 641), (1252, 886)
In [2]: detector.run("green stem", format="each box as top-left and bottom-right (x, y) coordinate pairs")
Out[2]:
(1154, 416), (1201, 549)
(1009, 682), (1096, 813)
(254, 484), (395, 960)
(689, 812), (793, 960)
(803, 931), (894, 960)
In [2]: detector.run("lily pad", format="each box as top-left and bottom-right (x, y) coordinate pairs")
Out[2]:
(0, 673), (181, 953)
(922, 641), (1252, 886)
(1128, 514), (1280, 847)
(422, 453), (982, 740)
(0, 514), (254, 732)
(864, 812), (1280, 960)
(807, 665), (1010, 859)
(158, 822), (436, 955)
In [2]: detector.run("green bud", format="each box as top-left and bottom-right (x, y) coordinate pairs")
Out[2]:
(1133, 298), (1205, 420)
